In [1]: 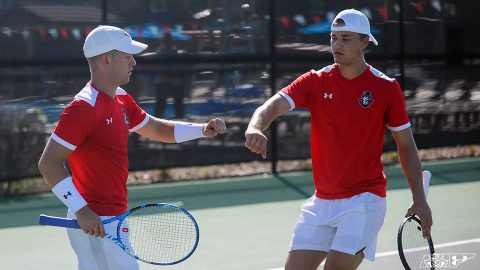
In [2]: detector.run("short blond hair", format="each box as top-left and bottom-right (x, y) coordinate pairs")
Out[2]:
(86, 50), (118, 68)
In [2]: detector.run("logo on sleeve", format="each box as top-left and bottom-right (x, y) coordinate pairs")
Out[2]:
(358, 91), (374, 108)
(324, 92), (333, 99)
(106, 118), (113, 124)
(63, 191), (72, 199)
(122, 109), (130, 127)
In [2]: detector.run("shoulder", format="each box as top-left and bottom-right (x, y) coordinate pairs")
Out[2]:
(368, 66), (396, 83)
(116, 87), (129, 97)
(58, 86), (97, 124)
(74, 84), (99, 107)
(311, 64), (336, 77)
(115, 87), (135, 102)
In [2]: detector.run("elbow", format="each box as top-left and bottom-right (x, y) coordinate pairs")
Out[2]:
(37, 156), (46, 176)
(37, 154), (54, 177)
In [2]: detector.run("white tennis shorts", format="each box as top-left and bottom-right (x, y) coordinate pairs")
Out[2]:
(289, 192), (386, 261)
(66, 211), (139, 270)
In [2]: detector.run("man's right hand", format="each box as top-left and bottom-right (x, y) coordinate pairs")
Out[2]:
(75, 206), (106, 238)
(244, 127), (268, 159)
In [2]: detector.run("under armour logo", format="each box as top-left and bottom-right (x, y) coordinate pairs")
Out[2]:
(106, 118), (113, 124)
(422, 253), (477, 268)
(324, 93), (333, 99)
(63, 191), (72, 199)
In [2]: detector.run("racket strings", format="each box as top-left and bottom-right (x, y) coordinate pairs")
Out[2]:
(401, 218), (433, 268)
(119, 205), (198, 264)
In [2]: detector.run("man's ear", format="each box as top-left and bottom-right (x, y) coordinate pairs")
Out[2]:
(362, 37), (369, 50)
(101, 52), (112, 65)
(104, 54), (111, 65)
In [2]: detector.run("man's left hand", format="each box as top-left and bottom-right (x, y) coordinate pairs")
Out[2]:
(405, 200), (433, 239)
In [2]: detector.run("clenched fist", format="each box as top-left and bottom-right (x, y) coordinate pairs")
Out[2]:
(244, 126), (268, 159)
(203, 118), (227, 137)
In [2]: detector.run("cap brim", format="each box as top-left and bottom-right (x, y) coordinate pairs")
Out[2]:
(369, 34), (378, 46)
(118, 40), (148, 55)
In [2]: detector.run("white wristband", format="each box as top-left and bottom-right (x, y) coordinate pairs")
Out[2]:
(174, 122), (205, 143)
(52, 176), (87, 213)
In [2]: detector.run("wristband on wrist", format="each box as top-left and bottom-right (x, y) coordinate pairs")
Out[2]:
(51, 176), (87, 213)
(174, 122), (205, 143)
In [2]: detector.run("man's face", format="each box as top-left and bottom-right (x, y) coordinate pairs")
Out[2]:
(330, 31), (368, 66)
(109, 50), (136, 85)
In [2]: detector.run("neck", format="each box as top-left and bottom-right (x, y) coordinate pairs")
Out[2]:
(337, 60), (368, 80)
(90, 74), (118, 99)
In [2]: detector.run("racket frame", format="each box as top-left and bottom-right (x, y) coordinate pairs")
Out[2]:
(397, 170), (435, 270)
(39, 203), (200, 265)
(397, 215), (435, 270)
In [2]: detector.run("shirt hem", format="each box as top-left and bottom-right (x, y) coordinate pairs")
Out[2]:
(315, 189), (386, 200)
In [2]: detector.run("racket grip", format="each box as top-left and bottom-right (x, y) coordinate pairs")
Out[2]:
(39, 214), (81, 229)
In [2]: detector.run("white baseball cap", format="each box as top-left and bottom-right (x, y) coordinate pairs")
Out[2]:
(331, 9), (378, 46)
(83, 25), (148, 58)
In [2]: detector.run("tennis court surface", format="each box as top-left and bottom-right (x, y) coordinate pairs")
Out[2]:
(1, 157), (479, 270)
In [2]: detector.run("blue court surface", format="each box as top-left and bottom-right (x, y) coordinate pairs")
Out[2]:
(0, 157), (479, 270)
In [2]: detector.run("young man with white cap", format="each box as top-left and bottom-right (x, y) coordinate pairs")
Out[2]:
(38, 25), (227, 270)
(244, 9), (433, 270)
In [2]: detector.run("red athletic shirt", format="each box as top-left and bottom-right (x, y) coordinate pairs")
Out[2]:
(51, 83), (149, 215)
(280, 64), (410, 199)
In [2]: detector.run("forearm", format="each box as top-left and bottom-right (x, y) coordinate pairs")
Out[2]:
(136, 117), (176, 142)
(137, 116), (226, 143)
(397, 143), (425, 202)
(146, 118), (206, 143)
(38, 160), (70, 188)
(249, 106), (273, 131)
(248, 95), (289, 131)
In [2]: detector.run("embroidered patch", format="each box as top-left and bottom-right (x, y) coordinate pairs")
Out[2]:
(122, 108), (130, 126)
(358, 91), (374, 108)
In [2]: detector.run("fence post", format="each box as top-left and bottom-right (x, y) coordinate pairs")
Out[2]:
(102, 0), (108, 24)
(399, 0), (405, 90)
(269, 0), (278, 174)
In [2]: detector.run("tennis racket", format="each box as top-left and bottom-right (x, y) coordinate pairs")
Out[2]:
(39, 203), (199, 265)
(397, 170), (435, 270)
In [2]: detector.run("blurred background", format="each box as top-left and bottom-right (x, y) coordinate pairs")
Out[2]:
(1, 0), (479, 195)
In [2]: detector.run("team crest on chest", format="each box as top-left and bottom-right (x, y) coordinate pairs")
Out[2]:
(122, 108), (130, 127)
(358, 91), (374, 108)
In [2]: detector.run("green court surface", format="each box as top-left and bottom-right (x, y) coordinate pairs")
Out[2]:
(1, 157), (479, 270)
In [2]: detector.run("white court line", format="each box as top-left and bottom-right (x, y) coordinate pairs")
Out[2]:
(264, 238), (480, 270)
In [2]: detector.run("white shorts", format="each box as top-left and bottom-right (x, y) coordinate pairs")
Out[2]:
(66, 211), (139, 270)
(289, 192), (386, 261)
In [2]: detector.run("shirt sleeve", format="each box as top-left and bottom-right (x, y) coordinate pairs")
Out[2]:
(124, 94), (149, 132)
(386, 80), (411, 131)
(51, 100), (96, 151)
(280, 70), (315, 110)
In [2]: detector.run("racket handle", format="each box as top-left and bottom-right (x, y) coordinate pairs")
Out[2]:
(422, 170), (431, 199)
(39, 214), (81, 229)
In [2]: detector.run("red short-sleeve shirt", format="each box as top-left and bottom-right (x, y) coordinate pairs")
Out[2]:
(280, 64), (410, 199)
(52, 83), (149, 215)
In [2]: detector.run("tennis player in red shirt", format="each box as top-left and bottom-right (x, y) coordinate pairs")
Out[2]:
(38, 25), (226, 270)
(244, 9), (432, 270)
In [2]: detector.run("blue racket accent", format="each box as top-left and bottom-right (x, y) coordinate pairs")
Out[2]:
(39, 215), (82, 228)
(39, 203), (199, 265)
